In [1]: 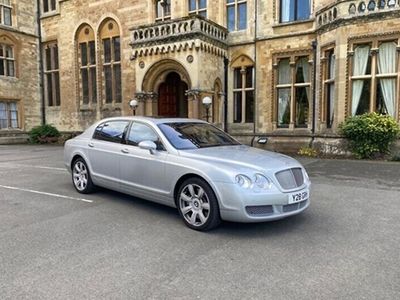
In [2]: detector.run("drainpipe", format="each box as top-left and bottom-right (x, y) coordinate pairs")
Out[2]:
(253, 0), (258, 138)
(311, 40), (318, 146)
(223, 57), (229, 132)
(36, 0), (45, 125)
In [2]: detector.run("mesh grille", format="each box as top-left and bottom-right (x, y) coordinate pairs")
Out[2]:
(283, 203), (299, 213)
(275, 168), (304, 190)
(246, 205), (274, 216)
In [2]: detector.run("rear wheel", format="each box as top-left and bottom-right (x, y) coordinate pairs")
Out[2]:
(177, 178), (221, 231)
(72, 158), (95, 194)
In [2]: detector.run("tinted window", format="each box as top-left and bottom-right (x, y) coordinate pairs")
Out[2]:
(127, 122), (164, 150)
(93, 121), (129, 143)
(158, 122), (240, 150)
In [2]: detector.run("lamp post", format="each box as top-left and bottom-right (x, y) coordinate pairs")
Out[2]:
(129, 99), (138, 116)
(202, 96), (212, 123)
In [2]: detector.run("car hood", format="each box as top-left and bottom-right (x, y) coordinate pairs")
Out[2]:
(179, 145), (301, 172)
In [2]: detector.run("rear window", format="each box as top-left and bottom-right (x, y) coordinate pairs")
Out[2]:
(93, 121), (129, 143)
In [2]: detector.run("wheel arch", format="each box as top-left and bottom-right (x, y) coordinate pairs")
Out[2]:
(173, 173), (222, 207)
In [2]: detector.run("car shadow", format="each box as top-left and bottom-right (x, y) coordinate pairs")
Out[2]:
(93, 187), (312, 238)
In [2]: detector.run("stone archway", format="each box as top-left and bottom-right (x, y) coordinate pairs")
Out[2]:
(158, 72), (188, 117)
(141, 59), (192, 117)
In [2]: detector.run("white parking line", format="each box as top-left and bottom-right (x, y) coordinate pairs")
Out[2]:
(0, 184), (93, 203)
(3, 163), (66, 171)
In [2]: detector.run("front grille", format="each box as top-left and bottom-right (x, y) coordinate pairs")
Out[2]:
(282, 199), (308, 213)
(246, 205), (274, 216)
(275, 168), (304, 190)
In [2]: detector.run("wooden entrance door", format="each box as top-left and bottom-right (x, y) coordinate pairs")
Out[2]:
(158, 72), (187, 117)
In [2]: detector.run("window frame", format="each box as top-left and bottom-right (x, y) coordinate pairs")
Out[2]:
(92, 120), (130, 144)
(348, 37), (400, 119)
(155, 0), (171, 22)
(0, 42), (15, 77)
(233, 65), (254, 123)
(0, 0), (12, 26)
(274, 53), (313, 129)
(42, 0), (57, 14)
(0, 100), (19, 130)
(226, 0), (247, 32)
(44, 42), (61, 107)
(125, 121), (166, 150)
(279, 0), (311, 24)
(188, 0), (207, 18)
(321, 47), (336, 128)
(100, 20), (122, 106)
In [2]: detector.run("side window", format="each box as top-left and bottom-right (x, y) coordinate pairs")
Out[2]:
(93, 121), (129, 143)
(127, 122), (164, 150)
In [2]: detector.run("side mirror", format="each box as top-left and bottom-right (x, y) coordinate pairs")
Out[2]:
(138, 140), (157, 154)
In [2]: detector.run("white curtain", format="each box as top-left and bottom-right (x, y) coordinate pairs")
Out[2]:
(299, 57), (310, 100)
(281, 0), (291, 22)
(278, 89), (290, 125)
(329, 54), (336, 124)
(10, 102), (18, 128)
(352, 45), (370, 115)
(378, 42), (396, 117)
(278, 59), (291, 125)
(0, 102), (7, 129)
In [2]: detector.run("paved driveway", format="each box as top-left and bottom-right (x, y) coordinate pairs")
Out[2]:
(0, 145), (399, 299)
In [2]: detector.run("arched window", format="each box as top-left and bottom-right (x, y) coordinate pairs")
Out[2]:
(99, 19), (121, 104)
(231, 55), (254, 123)
(76, 24), (97, 106)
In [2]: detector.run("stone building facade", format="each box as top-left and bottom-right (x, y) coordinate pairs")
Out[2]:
(2, 0), (400, 150)
(0, 0), (41, 143)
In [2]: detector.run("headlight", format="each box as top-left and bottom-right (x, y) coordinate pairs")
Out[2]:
(254, 174), (272, 190)
(235, 173), (273, 190)
(235, 174), (252, 189)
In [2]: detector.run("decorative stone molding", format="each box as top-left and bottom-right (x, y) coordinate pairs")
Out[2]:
(130, 15), (228, 59)
(135, 91), (158, 102)
(316, 0), (400, 32)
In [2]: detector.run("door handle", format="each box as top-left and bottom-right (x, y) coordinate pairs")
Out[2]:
(121, 148), (129, 154)
(88, 142), (94, 148)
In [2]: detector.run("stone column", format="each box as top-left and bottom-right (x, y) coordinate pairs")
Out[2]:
(186, 89), (201, 119)
(135, 92), (146, 116)
(145, 92), (158, 116)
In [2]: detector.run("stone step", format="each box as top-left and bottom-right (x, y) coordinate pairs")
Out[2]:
(0, 132), (29, 145)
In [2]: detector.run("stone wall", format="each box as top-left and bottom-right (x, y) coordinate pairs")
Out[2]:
(0, 0), (41, 134)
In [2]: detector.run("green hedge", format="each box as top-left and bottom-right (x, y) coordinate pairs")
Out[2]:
(340, 112), (400, 159)
(29, 124), (60, 144)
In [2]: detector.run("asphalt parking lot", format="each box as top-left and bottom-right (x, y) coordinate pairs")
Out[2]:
(0, 145), (399, 299)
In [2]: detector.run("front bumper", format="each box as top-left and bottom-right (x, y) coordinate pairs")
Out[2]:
(215, 182), (310, 223)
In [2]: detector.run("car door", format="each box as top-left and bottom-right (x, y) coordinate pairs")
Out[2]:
(119, 122), (170, 203)
(87, 120), (130, 190)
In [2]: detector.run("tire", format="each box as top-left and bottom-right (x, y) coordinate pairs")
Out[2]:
(72, 157), (95, 194)
(177, 178), (221, 231)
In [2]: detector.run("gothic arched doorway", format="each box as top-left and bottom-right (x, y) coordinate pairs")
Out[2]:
(158, 72), (188, 118)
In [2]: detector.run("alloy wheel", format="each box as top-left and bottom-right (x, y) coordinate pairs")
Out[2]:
(73, 161), (88, 191)
(179, 183), (210, 227)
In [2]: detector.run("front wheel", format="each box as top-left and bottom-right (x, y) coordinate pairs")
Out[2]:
(72, 158), (95, 194)
(177, 178), (221, 231)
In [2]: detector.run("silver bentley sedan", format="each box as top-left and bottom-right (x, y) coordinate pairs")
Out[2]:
(64, 117), (310, 231)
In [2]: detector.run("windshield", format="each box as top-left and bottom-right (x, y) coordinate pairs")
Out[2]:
(158, 122), (241, 150)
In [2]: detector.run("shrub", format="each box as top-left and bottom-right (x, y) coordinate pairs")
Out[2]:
(297, 146), (319, 157)
(339, 112), (400, 159)
(29, 124), (60, 144)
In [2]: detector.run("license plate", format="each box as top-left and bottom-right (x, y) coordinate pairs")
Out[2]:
(288, 189), (309, 204)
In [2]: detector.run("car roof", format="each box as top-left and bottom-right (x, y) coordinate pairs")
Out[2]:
(98, 116), (207, 125)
